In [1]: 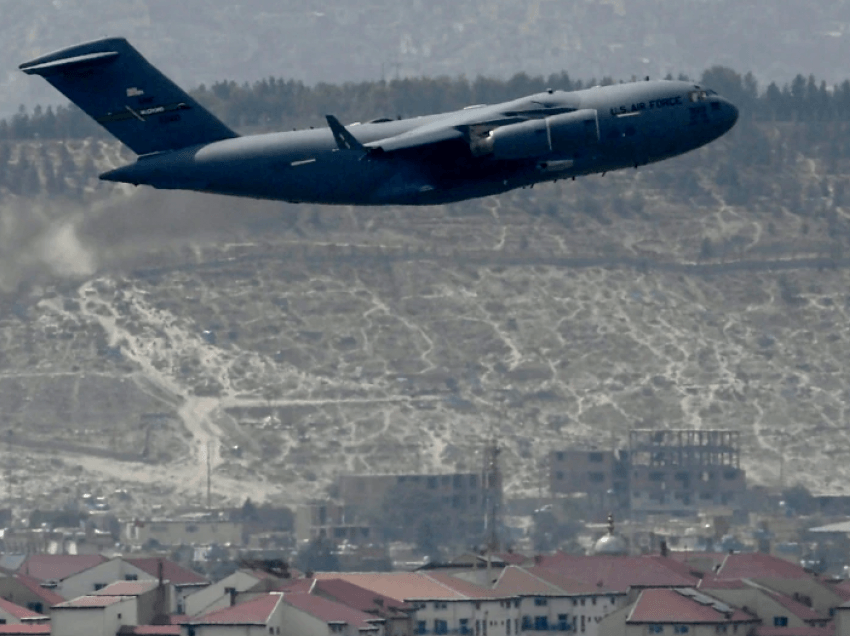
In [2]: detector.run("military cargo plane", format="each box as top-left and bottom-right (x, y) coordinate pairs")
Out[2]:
(20, 38), (738, 206)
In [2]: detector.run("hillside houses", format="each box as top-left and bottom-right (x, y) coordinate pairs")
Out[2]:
(0, 551), (848, 636)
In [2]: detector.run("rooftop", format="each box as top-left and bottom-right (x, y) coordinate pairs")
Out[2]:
(11, 574), (66, 606)
(313, 572), (499, 603)
(628, 588), (756, 624)
(189, 593), (282, 625)
(313, 578), (414, 615)
(54, 595), (130, 609)
(18, 555), (107, 582)
(0, 597), (47, 621)
(93, 580), (160, 596)
(494, 566), (615, 597)
(124, 558), (207, 586)
(0, 626), (51, 635)
(283, 592), (383, 630)
(536, 553), (699, 592)
(715, 553), (815, 581)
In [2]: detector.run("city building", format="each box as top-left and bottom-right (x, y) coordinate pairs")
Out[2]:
(549, 430), (748, 516)
(549, 449), (629, 512)
(295, 503), (374, 546)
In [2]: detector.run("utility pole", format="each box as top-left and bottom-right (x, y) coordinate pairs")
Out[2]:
(6, 429), (12, 507)
(207, 441), (212, 510)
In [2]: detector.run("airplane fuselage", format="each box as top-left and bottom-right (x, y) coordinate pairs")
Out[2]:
(102, 79), (738, 205)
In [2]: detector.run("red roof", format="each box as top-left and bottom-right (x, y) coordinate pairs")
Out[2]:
(276, 579), (315, 594)
(0, 597), (47, 620)
(628, 588), (756, 624)
(536, 554), (699, 592)
(55, 595), (129, 609)
(11, 574), (67, 605)
(94, 580), (159, 596)
(313, 573), (498, 602)
(191, 593), (282, 625)
(314, 578), (413, 615)
(124, 558), (207, 586)
(19, 555), (107, 582)
(0, 626), (51, 635)
(762, 589), (823, 622)
(284, 592), (382, 629)
(715, 554), (814, 581)
(494, 566), (614, 596)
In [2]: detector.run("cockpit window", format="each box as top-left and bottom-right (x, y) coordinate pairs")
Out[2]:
(688, 90), (709, 102)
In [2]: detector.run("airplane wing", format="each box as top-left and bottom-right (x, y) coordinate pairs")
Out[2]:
(364, 125), (466, 153)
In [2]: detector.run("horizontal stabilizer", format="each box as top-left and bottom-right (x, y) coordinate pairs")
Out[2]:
(20, 37), (238, 155)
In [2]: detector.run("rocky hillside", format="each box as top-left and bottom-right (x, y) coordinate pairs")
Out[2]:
(1, 118), (850, 517)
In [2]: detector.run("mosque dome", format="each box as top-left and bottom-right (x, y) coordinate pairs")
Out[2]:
(593, 513), (628, 556)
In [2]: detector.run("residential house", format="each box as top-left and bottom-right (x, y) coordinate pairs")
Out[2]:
(280, 591), (384, 636)
(492, 566), (627, 636)
(0, 597), (48, 625)
(124, 558), (208, 614)
(701, 580), (832, 631)
(180, 592), (286, 636)
(309, 578), (414, 636)
(184, 569), (282, 617)
(126, 518), (243, 548)
(599, 588), (759, 636)
(313, 572), (519, 636)
(51, 595), (139, 636)
(0, 573), (66, 615)
(93, 580), (171, 625)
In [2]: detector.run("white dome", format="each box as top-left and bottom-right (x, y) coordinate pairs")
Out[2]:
(594, 532), (628, 556)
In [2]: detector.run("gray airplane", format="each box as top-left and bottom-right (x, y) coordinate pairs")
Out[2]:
(20, 38), (738, 206)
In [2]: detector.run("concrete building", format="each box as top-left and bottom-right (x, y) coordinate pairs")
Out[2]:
(295, 503), (374, 546)
(125, 517), (243, 548)
(549, 450), (629, 511)
(549, 430), (747, 516)
(337, 473), (491, 519)
(280, 592), (384, 636)
(629, 429), (746, 514)
(51, 595), (139, 636)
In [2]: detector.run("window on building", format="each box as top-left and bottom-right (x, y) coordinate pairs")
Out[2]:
(558, 615), (569, 631)
(454, 475), (463, 488)
(648, 626), (664, 634)
(27, 603), (43, 614)
(649, 472), (664, 481)
(723, 470), (738, 480)
(460, 619), (470, 635)
(535, 617), (549, 631)
(442, 476), (451, 486)
(716, 627), (727, 634)
(93, 583), (107, 591)
(435, 602), (448, 610)
(417, 621), (427, 634)
(506, 619), (511, 635)
(268, 628), (274, 635)
(476, 620), (481, 636)
(534, 598), (548, 606)
(556, 452), (564, 461)
(125, 574), (138, 581)
(469, 475), (478, 488)
(588, 472), (605, 484)
(0, 620), (6, 625)
(435, 620), (448, 634)
(556, 471), (564, 480)
(428, 477), (438, 489)
(589, 452), (604, 463)
(773, 617), (788, 627)
(522, 616), (532, 630)
(674, 627), (690, 634)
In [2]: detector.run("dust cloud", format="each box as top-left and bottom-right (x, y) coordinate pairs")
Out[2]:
(0, 191), (286, 291)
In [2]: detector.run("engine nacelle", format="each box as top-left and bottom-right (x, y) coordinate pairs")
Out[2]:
(471, 109), (600, 160)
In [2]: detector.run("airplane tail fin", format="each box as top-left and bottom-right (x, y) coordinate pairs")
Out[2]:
(20, 37), (238, 156)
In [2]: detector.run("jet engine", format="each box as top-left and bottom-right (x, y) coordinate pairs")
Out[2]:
(471, 109), (599, 160)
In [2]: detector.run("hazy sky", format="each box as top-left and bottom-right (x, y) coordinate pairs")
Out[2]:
(4, 0), (850, 116)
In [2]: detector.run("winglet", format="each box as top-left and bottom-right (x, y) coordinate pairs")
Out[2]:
(326, 115), (364, 151)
